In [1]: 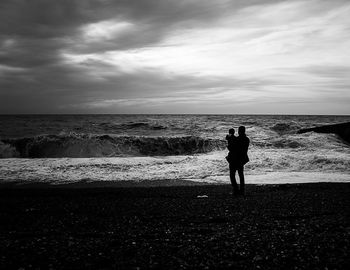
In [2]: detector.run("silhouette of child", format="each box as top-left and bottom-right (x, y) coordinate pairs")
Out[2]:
(225, 128), (236, 163)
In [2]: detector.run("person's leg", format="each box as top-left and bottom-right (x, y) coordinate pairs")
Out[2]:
(238, 166), (245, 195)
(229, 164), (239, 195)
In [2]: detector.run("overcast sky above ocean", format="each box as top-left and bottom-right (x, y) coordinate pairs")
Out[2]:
(0, 0), (349, 114)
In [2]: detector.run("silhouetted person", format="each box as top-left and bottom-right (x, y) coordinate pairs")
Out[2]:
(227, 126), (250, 195)
(225, 128), (238, 194)
(225, 128), (236, 162)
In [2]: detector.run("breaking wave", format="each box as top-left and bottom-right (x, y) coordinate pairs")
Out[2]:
(1, 134), (225, 158)
(252, 138), (305, 149)
(270, 122), (301, 135)
(99, 122), (167, 131)
(0, 141), (19, 158)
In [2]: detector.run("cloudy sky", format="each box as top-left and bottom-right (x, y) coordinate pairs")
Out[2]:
(0, 0), (349, 114)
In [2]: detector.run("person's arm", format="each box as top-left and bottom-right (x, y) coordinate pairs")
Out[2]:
(245, 138), (250, 152)
(228, 137), (237, 152)
(226, 135), (230, 150)
(227, 140), (233, 151)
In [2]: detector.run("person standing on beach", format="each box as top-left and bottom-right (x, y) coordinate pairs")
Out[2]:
(227, 126), (250, 195)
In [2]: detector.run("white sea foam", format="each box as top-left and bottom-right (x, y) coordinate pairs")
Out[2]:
(0, 148), (349, 185)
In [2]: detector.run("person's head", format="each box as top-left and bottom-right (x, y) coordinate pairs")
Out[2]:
(229, 128), (235, 135)
(238, 126), (246, 136)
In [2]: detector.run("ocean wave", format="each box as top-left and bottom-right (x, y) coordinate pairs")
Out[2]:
(2, 132), (346, 159)
(270, 122), (301, 135)
(0, 141), (19, 158)
(99, 122), (167, 131)
(1, 134), (225, 158)
(247, 150), (350, 172)
(1, 150), (349, 184)
(252, 138), (305, 149)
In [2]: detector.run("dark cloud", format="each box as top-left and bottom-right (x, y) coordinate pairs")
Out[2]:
(0, 0), (285, 66)
(0, 0), (349, 114)
(0, 56), (272, 114)
(0, 0), (284, 113)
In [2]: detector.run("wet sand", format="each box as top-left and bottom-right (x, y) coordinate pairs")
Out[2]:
(0, 183), (349, 269)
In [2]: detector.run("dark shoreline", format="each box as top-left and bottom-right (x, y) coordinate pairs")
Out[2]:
(0, 183), (349, 269)
(0, 179), (214, 189)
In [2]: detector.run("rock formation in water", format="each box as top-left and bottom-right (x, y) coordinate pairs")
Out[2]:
(297, 122), (350, 144)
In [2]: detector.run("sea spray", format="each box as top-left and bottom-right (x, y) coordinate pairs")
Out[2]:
(0, 141), (19, 158)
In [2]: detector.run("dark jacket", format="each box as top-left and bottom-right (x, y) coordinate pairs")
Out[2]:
(237, 135), (250, 165)
(228, 135), (249, 167)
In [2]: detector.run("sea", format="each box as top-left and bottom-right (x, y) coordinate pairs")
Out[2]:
(0, 114), (349, 186)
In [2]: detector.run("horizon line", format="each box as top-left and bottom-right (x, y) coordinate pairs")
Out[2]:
(0, 113), (349, 116)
